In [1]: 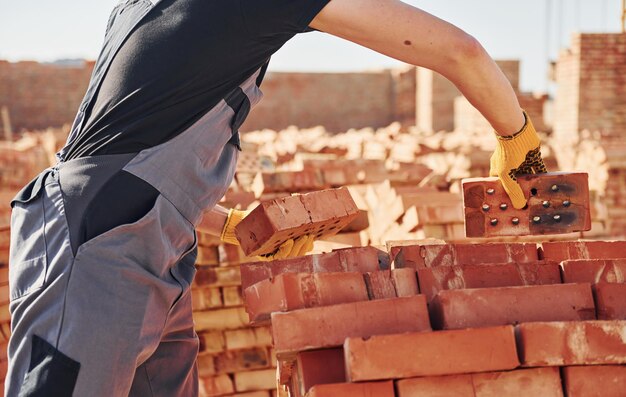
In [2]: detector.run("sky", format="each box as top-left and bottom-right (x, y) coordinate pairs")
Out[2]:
(0, 0), (623, 92)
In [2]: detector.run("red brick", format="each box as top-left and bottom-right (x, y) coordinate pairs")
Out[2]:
(234, 369), (276, 392)
(251, 170), (327, 196)
(222, 286), (243, 307)
(341, 209), (369, 232)
(540, 240), (626, 262)
(391, 268), (419, 296)
(417, 261), (561, 301)
(396, 367), (562, 397)
(562, 366), (626, 397)
(235, 188), (359, 256)
(194, 266), (241, 287)
(561, 259), (626, 283)
(594, 283), (626, 320)
(517, 321), (626, 366)
(196, 245), (220, 265)
(364, 271), (396, 299)
(240, 246), (384, 291)
(199, 374), (234, 396)
(192, 287), (223, 311)
(224, 327), (272, 350)
(344, 326), (519, 381)
(392, 242), (538, 269)
(430, 283), (595, 330)
(196, 354), (216, 378)
(213, 347), (271, 374)
(294, 349), (345, 396)
(272, 295), (431, 355)
(198, 331), (225, 354)
(307, 381), (395, 397)
(463, 173), (591, 237)
(243, 272), (368, 323)
(194, 307), (249, 331)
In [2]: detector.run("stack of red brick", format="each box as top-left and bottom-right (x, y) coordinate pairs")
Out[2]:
(240, 240), (626, 397)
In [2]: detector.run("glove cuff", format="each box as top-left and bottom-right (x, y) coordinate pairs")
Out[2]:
(220, 209), (246, 246)
(496, 111), (541, 162)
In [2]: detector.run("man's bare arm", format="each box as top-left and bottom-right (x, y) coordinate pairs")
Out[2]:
(310, 0), (525, 135)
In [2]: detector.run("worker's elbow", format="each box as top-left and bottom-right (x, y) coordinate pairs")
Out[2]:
(452, 34), (486, 64)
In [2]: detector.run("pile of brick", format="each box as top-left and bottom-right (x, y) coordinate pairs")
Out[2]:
(240, 240), (626, 397)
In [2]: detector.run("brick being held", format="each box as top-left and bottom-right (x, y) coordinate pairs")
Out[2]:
(235, 187), (360, 257)
(462, 172), (592, 237)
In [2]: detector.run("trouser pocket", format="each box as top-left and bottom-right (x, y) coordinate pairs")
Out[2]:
(9, 171), (50, 301)
(18, 335), (80, 397)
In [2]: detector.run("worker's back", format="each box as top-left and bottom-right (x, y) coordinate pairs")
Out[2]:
(60, 0), (321, 161)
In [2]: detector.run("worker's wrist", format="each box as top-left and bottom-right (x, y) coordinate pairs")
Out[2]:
(220, 209), (246, 245)
(494, 110), (528, 138)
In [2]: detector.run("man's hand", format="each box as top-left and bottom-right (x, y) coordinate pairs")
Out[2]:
(220, 209), (315, 261)
(489, 111), (548, 209)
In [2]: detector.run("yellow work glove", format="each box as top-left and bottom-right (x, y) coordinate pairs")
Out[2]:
(220, 209), (248, 246)
(220, 209), (315, 261)
(489, 111), (548, 209)
(256, 234), (316, 262)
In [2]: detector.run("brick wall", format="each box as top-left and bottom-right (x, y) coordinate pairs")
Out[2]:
(553, 33), (626, 237)
(554, 33), (626, 142)
(242, 67), (416, 133)
(0, 60), (94, 133)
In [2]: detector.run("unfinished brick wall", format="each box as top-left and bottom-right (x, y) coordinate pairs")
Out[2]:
(1, 60), (417, 135)
(0, 60), (93, 133)
(554, 33), (626, 142)
(553, 33), (626, 237)
(418, 60), (521, 133)
(242, 67), (416, 133)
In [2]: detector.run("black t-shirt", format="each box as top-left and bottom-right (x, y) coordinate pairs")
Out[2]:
(62, 0), (331, 160)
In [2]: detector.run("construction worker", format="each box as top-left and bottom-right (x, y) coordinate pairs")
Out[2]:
(5, 0), (547, 395)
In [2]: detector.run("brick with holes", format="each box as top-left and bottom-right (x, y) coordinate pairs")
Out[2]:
(462, 172), (591, 237)
(235, 187), (360, 257)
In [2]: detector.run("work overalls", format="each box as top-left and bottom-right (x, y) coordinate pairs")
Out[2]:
(5, 0), (264, 395)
